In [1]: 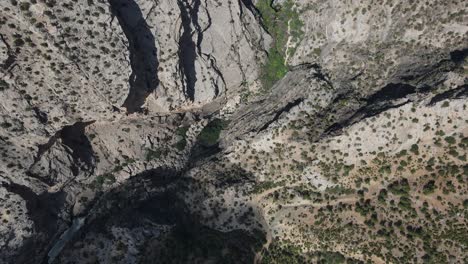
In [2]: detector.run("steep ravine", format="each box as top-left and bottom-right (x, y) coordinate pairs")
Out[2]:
(177, 0), (198, 101)
(1, 0), (467, 263)
(42, 51), (467, 263)
(109, 0), (159, 113)
(28, 121), (95, 186)
(50, 154), (265, 263)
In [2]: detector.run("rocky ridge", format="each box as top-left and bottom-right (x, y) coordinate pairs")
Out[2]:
(0, 0), (467, 263)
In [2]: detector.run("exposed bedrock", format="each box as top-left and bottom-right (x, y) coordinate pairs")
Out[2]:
(0, 0), (466, 263)
(223, 46), (468, 145)
(28, 121), (95, 186)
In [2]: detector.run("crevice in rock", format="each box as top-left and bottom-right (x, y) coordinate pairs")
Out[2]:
(177, 0), (199, 101)
(59, 121), (96, 175)
(309, 63), (333, 89)
(429, 84), (468, 105)
(323, 46), (468, 136)
(202, 0), (213, 34)
(29, 121), (96, 181)
(203, 54), (226, 97)
(189, 0), (203, 53)
(200, 1), (226, 97)
(109, 0), (159, 113)
(22, 91), (49, 124)
(32, 134), (60, 165)
(326, 99), (413, 134)
(239, 0), (262, 18)
(325, 83), (421, 134)
(366, 83), (416, 103)
(0, 33), (17, 71)
(32, 107), (48, 124)
(238, 0), (271, 60)
(291, 63), (334, 89)
(250, 0), (279, 35)
(258, 97), (303, 132)
(400, 48), (468, 85)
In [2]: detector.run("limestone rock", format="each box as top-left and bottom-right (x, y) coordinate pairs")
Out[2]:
(0, 0), (466, 263)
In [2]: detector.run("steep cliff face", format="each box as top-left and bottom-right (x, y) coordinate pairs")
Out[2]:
(0, 0), (467, 263)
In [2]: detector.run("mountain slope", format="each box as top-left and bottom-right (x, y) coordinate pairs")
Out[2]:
(0, 0), (467, 263)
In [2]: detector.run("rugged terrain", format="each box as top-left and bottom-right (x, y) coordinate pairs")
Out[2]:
(0, 0), (467, 263)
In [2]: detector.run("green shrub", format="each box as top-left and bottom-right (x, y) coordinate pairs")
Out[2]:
(174, 126), (189, 151)
(396, 149), (408, 157)
(260, 48), (289, 90)
(94, 173), (116, 188)
(388, 178), (410, 195)
(174, 139), (186, 151)
(14, 38), (25, 47)
(326, 185), (354, 195)
(410, 144), (419, 155)
(422, 180), (436, 194)
(252, 181), (278, 194)
(261, 241), (306, 264)
(444, 136), (456, 145)
(398, 196), (412, 210)
(145, 147), (166, 161)
(0, 80), (9, 91)
(198, 119), (228, 146)
(1, 122), (12, 128)
(378, 188), (388, 203)
(19, 2), (30, 11)
(461, 137), (468, 147)
(379, 165), (392, 175)
(316, 251), (346, 264)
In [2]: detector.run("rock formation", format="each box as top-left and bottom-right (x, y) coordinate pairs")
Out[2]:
(0, 0), (466, 263)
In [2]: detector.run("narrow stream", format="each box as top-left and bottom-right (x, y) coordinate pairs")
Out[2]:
(47, 217), (86, 264)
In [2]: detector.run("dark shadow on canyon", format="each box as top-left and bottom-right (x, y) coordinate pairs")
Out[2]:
(53, 162), (264, 264)
(109, 0), (159, 113)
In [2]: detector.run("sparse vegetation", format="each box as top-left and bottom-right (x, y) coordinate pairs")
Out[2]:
(1, 1), (467, 263)
(93, 173), (116, 188)
(256, 0), (304, 90)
